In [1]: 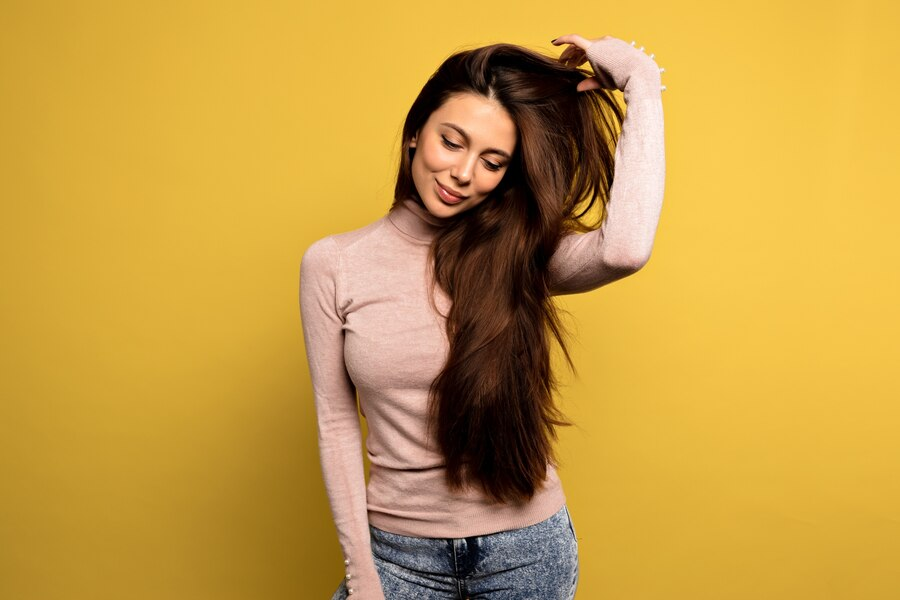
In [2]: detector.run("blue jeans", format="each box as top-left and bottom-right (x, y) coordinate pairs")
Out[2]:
(330, 503), (579, 599)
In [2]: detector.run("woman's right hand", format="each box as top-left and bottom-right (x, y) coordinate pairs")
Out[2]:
(552, 34), (663, 94)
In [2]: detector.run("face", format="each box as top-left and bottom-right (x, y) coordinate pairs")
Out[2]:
(409, 92), (517, 218)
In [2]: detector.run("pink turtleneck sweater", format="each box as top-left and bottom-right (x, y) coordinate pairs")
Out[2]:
(299, 37), (665, 599)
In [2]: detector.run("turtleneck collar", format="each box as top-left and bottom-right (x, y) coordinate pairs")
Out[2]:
(387, 198), (453, 244)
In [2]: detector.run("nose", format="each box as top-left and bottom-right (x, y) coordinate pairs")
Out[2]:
(450, 155), (475, 185)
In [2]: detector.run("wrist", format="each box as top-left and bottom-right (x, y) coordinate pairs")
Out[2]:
(346, 564), (383, 598)
(584, 37), (663, 95)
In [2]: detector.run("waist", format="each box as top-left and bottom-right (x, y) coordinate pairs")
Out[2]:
(365, 461), (567, 538)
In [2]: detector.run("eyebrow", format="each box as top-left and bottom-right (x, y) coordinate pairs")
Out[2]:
(439, 122), (513, 160)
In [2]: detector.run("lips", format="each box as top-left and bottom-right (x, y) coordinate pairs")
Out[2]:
(436, 180), (468, 203)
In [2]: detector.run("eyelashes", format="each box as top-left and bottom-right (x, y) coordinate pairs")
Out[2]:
(441, 136), (503, 172)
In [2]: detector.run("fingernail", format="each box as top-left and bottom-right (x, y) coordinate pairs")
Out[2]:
(551, 38), (557, 43)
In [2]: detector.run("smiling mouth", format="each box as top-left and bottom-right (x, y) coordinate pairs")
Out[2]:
(436, 180), (468, 202)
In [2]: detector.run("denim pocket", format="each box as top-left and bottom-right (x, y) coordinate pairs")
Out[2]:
(563, 504), (578, 543)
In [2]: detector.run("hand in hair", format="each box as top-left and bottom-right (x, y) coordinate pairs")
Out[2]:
(552, 34), (659, 93)
(552, 34), (616, 92)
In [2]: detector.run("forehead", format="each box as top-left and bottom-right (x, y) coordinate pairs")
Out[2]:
(429, 93), (517, 150)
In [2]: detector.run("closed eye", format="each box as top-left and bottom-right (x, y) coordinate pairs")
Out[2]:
(441, 136), (461, 150)
(441, 136), (504, 172)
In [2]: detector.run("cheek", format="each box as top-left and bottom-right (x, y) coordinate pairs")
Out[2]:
(419, 142), (454, 171)
(477, 172), (505, 194)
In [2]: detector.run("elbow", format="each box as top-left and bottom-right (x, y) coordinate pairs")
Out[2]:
(604, 249), (651, 273)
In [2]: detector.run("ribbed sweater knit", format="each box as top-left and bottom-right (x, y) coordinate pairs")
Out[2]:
(299, 37), (665, 599)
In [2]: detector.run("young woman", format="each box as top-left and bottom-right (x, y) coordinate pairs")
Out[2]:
(300, 32), (666, 599)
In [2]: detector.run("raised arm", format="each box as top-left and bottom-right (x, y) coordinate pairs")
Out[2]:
(548, 35), (666, 295)
(299, 237), (385, 600)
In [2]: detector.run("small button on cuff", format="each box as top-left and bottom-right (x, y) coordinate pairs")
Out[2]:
(344, 559), (350, 566)
(348, 588), (355, 595)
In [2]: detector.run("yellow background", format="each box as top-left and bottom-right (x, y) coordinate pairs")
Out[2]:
(1, 0), (898, 598)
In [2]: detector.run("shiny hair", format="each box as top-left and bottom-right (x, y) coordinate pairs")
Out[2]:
(390, 43), (624, 505)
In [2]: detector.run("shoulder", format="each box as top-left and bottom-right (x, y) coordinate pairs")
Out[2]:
(300, 235), (339, 280)
(300, 215), (389, 279)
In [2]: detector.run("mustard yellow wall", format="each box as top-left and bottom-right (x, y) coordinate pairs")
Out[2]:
(1, 1), (898, 598)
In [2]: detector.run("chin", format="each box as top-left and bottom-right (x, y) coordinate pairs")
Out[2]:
(429, 198), (466, 218)
(419, 190), (461, 217)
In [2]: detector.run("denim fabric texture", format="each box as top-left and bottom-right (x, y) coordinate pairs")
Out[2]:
(330, 503), (579, 599)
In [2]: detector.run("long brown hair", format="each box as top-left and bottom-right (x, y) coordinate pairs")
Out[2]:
(391, 43), (624, 505)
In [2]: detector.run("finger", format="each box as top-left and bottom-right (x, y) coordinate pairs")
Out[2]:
(566, 51), (587, 66)
(560, 46), (585, 60)
(559, 47), (586, 66)
(576, 73), (616, 92)
(576, 77), (601, 93)
(551, 33), (591, 51)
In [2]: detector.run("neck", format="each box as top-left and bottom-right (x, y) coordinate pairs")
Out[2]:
(387, 197), (453, 244)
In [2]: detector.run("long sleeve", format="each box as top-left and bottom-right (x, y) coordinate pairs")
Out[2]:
(549, 37), (666, 295)
(299, 237), (385, 599)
